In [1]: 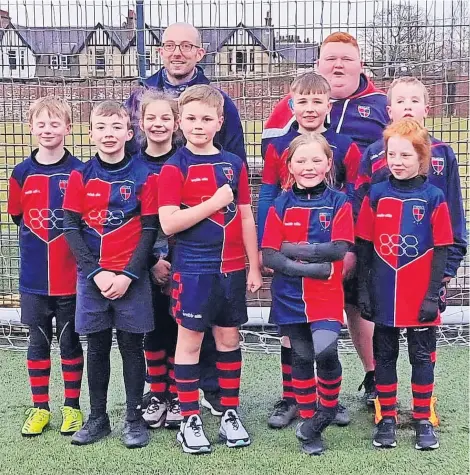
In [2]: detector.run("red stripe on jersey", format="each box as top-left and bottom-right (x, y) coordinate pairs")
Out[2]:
(261, 207), (284, 250)
(331, 202), (355, 243)
(261, 143), (281, 185)
(344, 143), (361, 185)
(82, 178), (112, 236)
(355, 195), (375, 240)
(221, 212), (246, 273)
(99, 216), (141, 271)
(140, 175), (159, 216)
(238, 164), (251, 205)
(395, 250), (441, 327)
(63, 170), (85, 213)
(158, 164), (184, 208)
(7, 176), (22, 215)
(431, 202), (454, 246)
(371, 156), (387, 174)
(374, 198), (404, 269)
(430, 351), (436, 363)
(282, 207), (310, 244)
(354, 173), (371, 191)
(48, 236), (77, 295)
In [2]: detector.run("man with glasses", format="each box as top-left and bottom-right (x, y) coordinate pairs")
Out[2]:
(125, 22), (247, 423)
(126, 22), (246, 163)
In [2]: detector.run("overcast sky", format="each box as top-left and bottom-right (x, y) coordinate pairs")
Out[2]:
(1, 0), (459, 42)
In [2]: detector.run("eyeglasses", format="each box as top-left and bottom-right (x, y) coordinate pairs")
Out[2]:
(162, 42), (199, 53)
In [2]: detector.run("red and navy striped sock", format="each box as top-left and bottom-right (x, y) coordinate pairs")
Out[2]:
(317, 374), (341, 412)
(61, 355), (83, 409)
(216, 349), (242, 411)
(167, 355), (177, 399)
(175, 363), (200, 420)
(411, 363), (434, 420)
(145, 349), (167, 398)
(281, 345), (295, 404)
(292, 372), (317, 419)
(27, 358), (51, 411)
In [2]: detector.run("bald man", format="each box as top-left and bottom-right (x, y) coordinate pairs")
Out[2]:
(126, 22), (246, 420)
(126, 22), (246, 163)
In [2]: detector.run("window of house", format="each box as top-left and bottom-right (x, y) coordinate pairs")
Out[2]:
(145, 50), (151, 71)
(8, 50), (17, 70)
(249, 49), (255, 72)
(96, 49), (105, 70)
(236, 50), (246, 72)
(50, 55), (59, 69)
(59, 55), (70, 70)
(20, 50), (25, 70)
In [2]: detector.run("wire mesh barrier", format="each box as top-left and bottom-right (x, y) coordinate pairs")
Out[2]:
(0, 0), (468, 350)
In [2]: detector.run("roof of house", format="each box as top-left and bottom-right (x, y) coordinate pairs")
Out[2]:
(276, 42), (319, 64)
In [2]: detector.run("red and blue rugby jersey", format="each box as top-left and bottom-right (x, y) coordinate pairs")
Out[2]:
(354, 136), (467, 277)
(7, 150), (82, 296)
(262, 187), (354, 324)
(158, 147), (251, 274)
(63, 155), (158, 274)
(258, 123), (361, 245)
(356, 178), (453, 328)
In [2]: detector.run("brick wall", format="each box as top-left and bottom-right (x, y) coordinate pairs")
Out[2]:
(0, 75), (467, 122)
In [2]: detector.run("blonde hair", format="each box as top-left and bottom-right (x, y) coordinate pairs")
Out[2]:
(383, 118), (431, 175)
(178, 85), (224, 116)
(140, 89), (178, 120)
(387, 76), (429, 106)
(28, 96), (72, 125)
(90, 100), (131, 129)
(290, 72), (331, 97)
(285, 134), (336, 189)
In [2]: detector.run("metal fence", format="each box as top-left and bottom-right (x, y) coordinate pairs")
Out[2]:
(0, 0), (468, 312)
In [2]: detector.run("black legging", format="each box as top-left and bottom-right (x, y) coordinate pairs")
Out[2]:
(87, 329), (145, 421)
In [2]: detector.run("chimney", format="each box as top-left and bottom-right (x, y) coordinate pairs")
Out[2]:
(0, 9), (11, 29)
(123, 10), (136, 39)
(265, 10), (272, 27)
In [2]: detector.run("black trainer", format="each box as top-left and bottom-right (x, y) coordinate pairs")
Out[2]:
(332, 403), (350, 427)
(122, 417), (150, 449)
(373, 417), (397, 448)
(71, 413), (111, 446)
(301, 435), (325, 456)
(295, 408), (336, 442)
(415, 420), (439, 450)
(201, 390), (224, 416)
(267, 399), (298, 428)
(358, 371), (377, 407)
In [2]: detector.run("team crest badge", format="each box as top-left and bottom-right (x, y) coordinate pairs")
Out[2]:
(358, 105), (370, 118)
(319, 212), (331, 230)
(58, 179), (68, 195)
(431, 156), (444, 175)
(413, 205), (425, 223)
(223, 166), (234, 182)
(120, 185), (132, 200)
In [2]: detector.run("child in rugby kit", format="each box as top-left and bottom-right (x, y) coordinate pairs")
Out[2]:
(8, 97), (84, 437)
(158, 85), (262, 454)
(355, 77), (466, 309)
(262, 134), (355, 455)
(133, 90), (182, 430)
(356, 119), (453, 450)
(63, 101), (158, 449)
(258, 72), (361, 429)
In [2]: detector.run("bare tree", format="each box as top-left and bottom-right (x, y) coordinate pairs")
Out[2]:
(359, 1), (445, 79)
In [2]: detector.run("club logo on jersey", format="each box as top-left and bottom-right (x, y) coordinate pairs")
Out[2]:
(120, 185), (132, 201)
(319, 212), (331, 230)
(223, 166), (234, 182)
(431, 156), (444, 175)
(58, 179), (68, 196)
(358, 105), (370, 118)
(412, 205), (425, 223)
